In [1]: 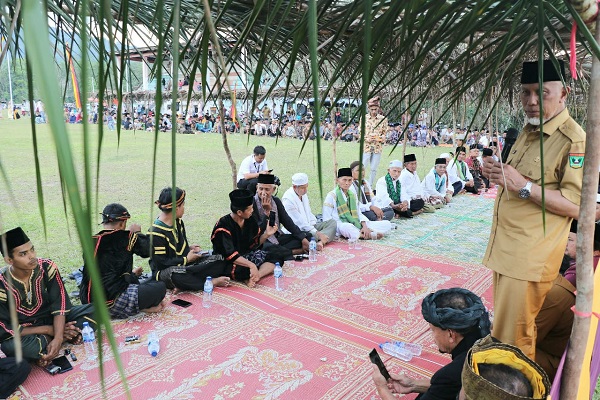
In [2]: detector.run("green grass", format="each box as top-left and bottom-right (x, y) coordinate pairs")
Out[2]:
(0, 118), (444, 276)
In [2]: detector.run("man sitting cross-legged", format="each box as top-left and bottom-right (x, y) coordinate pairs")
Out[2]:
(372, 288), (491, 400)
(323, 168), (391, 241)
(400, 153), (433, 214)
(374, 160), (412, 218)
(350, 160), (394, 221)
(0, 227), (96, 367)
(422, 157), (453, 208)
(253, 174), (309, 256)
(79, 203), (167, 319)
(448, 146), (476, 195)
(281, 173), (337, 251)
(211, 189), (279, 288)
(149, 187), (230, 293)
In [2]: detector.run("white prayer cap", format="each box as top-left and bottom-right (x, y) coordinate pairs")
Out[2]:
(292, 173), (309, 186)
(389, 160), (403, 168)
(439, 153), (450, 159)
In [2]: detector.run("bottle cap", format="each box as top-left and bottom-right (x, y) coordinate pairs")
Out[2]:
(151, 351), (157, 357)
(206, 276), (212, 280)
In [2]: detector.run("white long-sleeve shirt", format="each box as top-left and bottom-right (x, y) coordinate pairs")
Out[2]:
(399, 169), (424, 200)
(373, 175), (402, 208)
(281, 186), (317, 234)
(447, 159), (473, 184)
(322, 189), (368, 224)
(422, 168), (450, 197)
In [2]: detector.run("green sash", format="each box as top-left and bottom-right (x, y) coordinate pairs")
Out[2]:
(457, 161), (467, 181)
(385, 173), (401, 203)
(335, 186), (362, 228)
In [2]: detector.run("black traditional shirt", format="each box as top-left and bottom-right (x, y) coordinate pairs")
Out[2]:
(211, 214), (262, 264)
(148, 218), (190, 275)
(0, 259), (71, 342)
(80, 229), (150, 306)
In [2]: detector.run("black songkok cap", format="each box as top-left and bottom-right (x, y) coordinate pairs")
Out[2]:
(229, 189), (254, 208)
(404, 154), (417, 163)
(435, 158), (447, 165)
(0, 227), (30, 256)
(469, 144), (479, 150)
(456, 146), (467, 154)
(337, 168), (352, 178)
(257, 174), (275, 185)
(521, 60), (566, 84)
(101, 203), (131, 224)
(482, 148), (493, 157)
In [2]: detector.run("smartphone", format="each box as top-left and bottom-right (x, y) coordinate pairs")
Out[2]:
(269, 211), (276, 227)
(172, 299), (193, 308)
(125, 335), (141, 344)
(49, 355), (73, 374)
(369, 349), (391, 381)
(268, 169), (274, 173)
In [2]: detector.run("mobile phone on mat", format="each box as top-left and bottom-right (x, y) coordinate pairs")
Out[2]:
(369, 348), (391, 381)
(172, 299), (193, 308)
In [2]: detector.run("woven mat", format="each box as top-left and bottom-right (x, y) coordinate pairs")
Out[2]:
(16, 193), (495, 399)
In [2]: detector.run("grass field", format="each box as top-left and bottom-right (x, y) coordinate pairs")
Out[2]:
(0, 118), (445, 274)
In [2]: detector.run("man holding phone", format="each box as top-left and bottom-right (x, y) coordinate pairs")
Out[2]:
(371, 288), (490, 400)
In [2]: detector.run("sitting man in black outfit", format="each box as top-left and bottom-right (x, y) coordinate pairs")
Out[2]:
(371, 288), (491, 400)
(80, 203), (167, 318)
(253, 174), (309, 256)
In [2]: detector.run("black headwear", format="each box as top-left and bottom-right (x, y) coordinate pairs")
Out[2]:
(229, 189), (254, 208)
(337, 168), (352, 178)
(404, 154), (417, 163)
(482, 148), (493, 157)
(155, 187), (186, 211)
(100, 203), (131, 224)
(435, 158), (447, 165)
(521, 60), (566, 84)
(0, 227), (30, 256)
(421, 288), (491, 337)
(257, 174), (276, 185)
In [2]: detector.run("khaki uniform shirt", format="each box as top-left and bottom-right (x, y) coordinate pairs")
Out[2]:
(483, 108), (586, 282)
(359, 114), (388, 154)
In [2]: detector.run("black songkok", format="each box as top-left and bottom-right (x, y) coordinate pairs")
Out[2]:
(520, 60), (565, 84)
(435, 158), (447, 165)
(257, 174), (276, 185)
(229, 189), (254, 208)
(421, 288), (491, 337)
(404, 154), (417, 163)
(0, 227), (30, 256)
(100, 203), (131, 224)
(337, 168), (353, 178)
(482, 148), (493, 157)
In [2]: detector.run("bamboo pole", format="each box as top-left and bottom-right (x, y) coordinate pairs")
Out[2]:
(561, 17), (600, 399)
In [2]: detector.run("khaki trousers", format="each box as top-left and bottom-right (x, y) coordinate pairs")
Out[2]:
(491, 272), (553, 360)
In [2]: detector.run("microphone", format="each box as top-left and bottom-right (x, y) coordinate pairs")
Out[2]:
(501, 128), (519, 163)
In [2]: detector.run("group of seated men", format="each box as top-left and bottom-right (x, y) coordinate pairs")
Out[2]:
(0, 142), (573, 397)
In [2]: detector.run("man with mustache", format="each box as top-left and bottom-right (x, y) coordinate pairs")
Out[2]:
(482, 59), (586, 361)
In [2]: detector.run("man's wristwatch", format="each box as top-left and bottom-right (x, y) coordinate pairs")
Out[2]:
(519, 181), (533, 199)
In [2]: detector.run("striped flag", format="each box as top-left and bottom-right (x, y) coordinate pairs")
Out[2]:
(230, 87), (237, 123)
(65, 45), (82, 109)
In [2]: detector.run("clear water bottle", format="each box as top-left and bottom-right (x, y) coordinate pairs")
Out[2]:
(147, 332), (160, 357)
(82, 322), (97, 360)
(203, 276), (213, 308)
(274, 262), (283, 291)
(309, 238), (317, 262)
(379, 341), (422, 361)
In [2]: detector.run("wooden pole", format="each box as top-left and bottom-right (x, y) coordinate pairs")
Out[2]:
(561, 18), (600, 399)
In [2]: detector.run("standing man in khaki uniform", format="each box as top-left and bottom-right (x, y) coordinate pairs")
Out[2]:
(360, 96), (388, 187)
(482, 59), (586, 360)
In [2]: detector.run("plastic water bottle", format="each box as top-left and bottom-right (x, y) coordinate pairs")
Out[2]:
(379, 341), (422, 361)
(203, 276), (213, 308)
(309, 238), (317, 262)
(147, 332), (160, 357)
(274, 262), (283, 291)
(82, 322), (97, 360)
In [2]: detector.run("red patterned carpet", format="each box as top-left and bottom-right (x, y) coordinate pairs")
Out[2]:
(15, 195), (494, 399)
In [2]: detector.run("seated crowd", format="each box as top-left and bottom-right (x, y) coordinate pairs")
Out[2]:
(0, 143), (576, 398)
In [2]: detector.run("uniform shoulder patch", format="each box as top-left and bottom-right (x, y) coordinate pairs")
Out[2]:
(568, 153), (584, 169)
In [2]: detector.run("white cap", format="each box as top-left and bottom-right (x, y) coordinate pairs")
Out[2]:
(439, 153), (450, 159)
(389, 160), (403, 168)
(292, 173), (309, 186)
